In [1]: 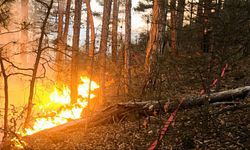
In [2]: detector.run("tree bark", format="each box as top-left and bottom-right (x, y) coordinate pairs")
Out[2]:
(144, 0), (167, 71)
(176, 0), (185, 51)
(124, 0), (131, 95)
(85, 10), (89, 55)
(112, 0), (119, 63)
(177, 0), (185, 30)
(99, 0), (112, 105)
(85, 0), (95, 57)
(71, 0), (82, 104)
(0, 53), (9, 141)
(204, 0), (212, 18)
(170, 0), (177, 55)
(24, 0), (54, 128)
(202, 0), (212, 53)
(197, 0), (203, 24)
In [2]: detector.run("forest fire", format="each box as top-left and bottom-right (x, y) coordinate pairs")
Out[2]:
(21, 76), (99, 136)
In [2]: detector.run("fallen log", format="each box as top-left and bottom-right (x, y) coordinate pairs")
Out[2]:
(25, 86), (250, 138)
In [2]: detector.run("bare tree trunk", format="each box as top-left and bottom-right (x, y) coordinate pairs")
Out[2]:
(159, 0), (168, 56)
(176, 0), (185, 51)
(124, 0), (131, 95)
(197, 0), (203, 23)
(24, 0), (54, 128)
(196, 0), (203, 51)
(99, 0), (112, 105)
(85, 11), (89, 55)
(117, 44), (124, 96)
(62, 0), (71, 58)
(144, 0), (167, 71)
(56, 0), (65, 82)
(20, 0), (28, 65)
(170, 0), (177, 55)
(0, 54), (9, 141)
(71, 0), (82, 104)
(85, 0), (95, 57)
(144, 0), (157, 70)
(203, 0), (212, 53)
(112, 0), (119, 63)
(204, 0), (212, 19)
(177, 0), (185, 30)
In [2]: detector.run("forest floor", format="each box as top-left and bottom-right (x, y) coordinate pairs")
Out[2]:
(10, 54), (250, 150)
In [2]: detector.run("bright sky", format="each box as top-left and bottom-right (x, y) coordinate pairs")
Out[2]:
(67, 0), (147, 47)
(90, 0), (147, 35)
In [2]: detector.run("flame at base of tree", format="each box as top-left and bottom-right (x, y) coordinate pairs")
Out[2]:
(19, 76), (99, 136)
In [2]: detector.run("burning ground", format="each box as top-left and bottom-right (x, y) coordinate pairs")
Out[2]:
(20, 76), (99, 136)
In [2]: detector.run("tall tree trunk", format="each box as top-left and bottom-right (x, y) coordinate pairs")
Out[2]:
(99, 0), (112, 105)
(20, 0), (28, 65)
(176, 0), (185, 28)
(176, 0), (185, 51)
(24, 0), (54, 128)
(197, 0), (203, 24)
(85, 11), (89, 54)
(204, 0), (212, 18)
(84, 0), (95, 115)
(170, 0), (177, 55)
(159, 0), (168, 56)
(56, 0), (65, 82)
(112, 0), (119, 63)
(71, 0), (82, 104)
(62, 0), (71, 58)
(203, 0), (212, 53)
(85, 0), (95, 57)
(124, 0), (131, 95)
(0, 54), (9, 141)
(144, 0), (167, 71)
(196, 0), (203, 51)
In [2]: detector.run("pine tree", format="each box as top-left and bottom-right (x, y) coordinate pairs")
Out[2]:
(112, 0), (119, 63)
(71, 0), (82, 103)
(124, 0), (131, 94)
(85, 0), (95, 57)
(145, 0), (167, 71)
(99, 0), (112, 105)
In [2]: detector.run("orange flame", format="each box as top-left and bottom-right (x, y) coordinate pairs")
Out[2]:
(21, 76), (99, 136)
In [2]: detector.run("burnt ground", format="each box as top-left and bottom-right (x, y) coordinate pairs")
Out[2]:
(8, 54), (250, 150)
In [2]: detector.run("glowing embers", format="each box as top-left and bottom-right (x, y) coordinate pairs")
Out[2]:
(21, 76), (99, 136)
